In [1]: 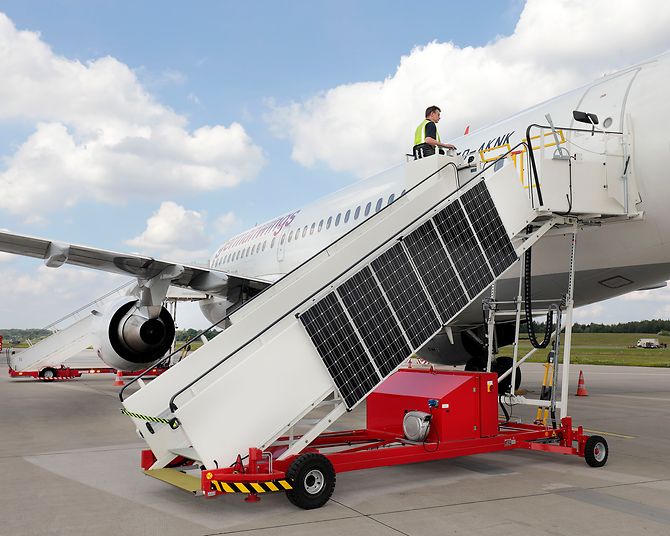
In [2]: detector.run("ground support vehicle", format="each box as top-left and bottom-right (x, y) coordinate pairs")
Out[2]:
(8, 364), (168, 381)
(141, 368), (608, 509)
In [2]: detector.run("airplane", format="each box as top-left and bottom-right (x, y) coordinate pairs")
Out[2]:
(1, 50), (669, 380)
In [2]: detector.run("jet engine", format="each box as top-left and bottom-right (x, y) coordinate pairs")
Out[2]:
(94, 297), (176, 372)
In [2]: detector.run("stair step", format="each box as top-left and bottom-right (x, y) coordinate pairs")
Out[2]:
(144, 468), (201, 494)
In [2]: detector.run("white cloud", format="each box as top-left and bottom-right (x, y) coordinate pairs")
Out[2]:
(0, 265), (126, 328)
(126, 201), (210, 261)
(573, 303), (606, 323)
(214, 211), (238, 234)
(0, 13), (265, 219)
(267, 0), (670, 177)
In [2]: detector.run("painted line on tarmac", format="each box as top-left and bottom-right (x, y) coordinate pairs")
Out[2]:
(555, 487), (670, 526)
(583, 428), (636, 439)
(600, 393), (670, 403)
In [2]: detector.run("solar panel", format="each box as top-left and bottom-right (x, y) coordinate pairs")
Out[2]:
(404, 220), (468, 321)
(460, 181), (518, 276)
(370, 243), (440, 350)
(338, 267), (411, 377)
(300, 292), (380, 408)
(433, 201), (494, 297)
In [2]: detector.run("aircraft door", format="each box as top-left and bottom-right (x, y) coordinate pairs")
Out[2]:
(276, 232), (286, 262)
(573, 68), (639, 132)
(573, 68), (639, 210)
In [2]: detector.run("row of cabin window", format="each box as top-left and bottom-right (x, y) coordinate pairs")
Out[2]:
(215, 191), (403, 266)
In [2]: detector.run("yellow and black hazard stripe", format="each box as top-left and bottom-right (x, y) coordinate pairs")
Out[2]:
(120, 408), (179, 429)
(210, 479), (293, 494)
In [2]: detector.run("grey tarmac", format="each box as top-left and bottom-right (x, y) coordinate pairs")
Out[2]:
(1, 362), (669, 536)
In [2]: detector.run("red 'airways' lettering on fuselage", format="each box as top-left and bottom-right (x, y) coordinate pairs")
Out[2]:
(219, 210), (301, 253)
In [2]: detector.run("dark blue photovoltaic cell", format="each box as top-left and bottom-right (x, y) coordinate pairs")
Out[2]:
(433, 201), (493, 297)
(371, 244), (440, 350)
(338, 267), (410, 377)
(460, 181), (517, 276)
(300, 292), (380, 408)
(403, 220), (468, 321)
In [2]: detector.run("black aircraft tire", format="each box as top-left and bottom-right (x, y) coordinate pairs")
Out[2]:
(494, 356), (522, 394)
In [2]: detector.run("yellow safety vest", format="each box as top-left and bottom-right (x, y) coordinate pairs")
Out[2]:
(414, 119), (441, 146)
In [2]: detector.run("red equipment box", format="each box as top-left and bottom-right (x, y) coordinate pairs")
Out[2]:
(366, 369), (498, 442)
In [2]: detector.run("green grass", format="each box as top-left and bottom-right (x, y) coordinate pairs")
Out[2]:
(500, 332), (670, 367)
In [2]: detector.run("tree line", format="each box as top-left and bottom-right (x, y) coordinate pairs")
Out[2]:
(532, 319), (670, 334)
(0, 327), (222, 345)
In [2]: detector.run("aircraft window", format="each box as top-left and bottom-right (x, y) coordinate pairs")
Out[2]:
(326, 216), (332, 229)
(245, 247), (250, 257)
(375, 197), (383, 212)
(256, 244), (261, 254)
(388, 193), (395, 205)
(318, 219), (323, 232)
(310, 223), (316, 235)
(288, 230), (294, 242)
(302, 226), (308, 238)
(294, 229), (299, 241)
(400, 189), (406, 197)
(354, 206), (361, 220)
(280, 234), (285, 245)
(364, 202), (371, 217)
(262, 240), (266, 251)
(335, 213), (341, 226)
(236, 251), (240, 260)
(344, 209), (351, 223)
(271, 237), (276, 248)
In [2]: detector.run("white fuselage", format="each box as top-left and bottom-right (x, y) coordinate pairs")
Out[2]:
(202, 52), (670, 327)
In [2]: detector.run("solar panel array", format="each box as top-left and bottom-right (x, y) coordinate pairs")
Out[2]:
(299, 180), (518, 408)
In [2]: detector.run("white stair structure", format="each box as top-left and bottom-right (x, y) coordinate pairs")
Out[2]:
(122, 126), (637, 470)
(10, 281), (134, 373)
(11, 315), (98, 373)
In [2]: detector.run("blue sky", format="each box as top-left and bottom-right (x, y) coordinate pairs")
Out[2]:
(2, 0), (670, 328)
(0, 0), (524, 243)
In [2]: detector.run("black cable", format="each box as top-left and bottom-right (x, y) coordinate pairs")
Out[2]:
(499, 396), (510, 424)
(422, 407), (439, 453)
(524, 231), (553, 349)
(556, 154), (574, 216)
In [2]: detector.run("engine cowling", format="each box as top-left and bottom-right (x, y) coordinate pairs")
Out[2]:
(94, 297), (176, 371)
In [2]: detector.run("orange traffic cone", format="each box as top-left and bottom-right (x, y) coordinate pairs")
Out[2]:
(113, 370), (124, 387)
(576, 370), (589, 396)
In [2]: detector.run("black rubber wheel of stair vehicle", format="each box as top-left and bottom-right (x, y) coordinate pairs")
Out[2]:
(285, 453), (336, 509)
(39, 367), (57, 381)
(584, 435), (609, 468)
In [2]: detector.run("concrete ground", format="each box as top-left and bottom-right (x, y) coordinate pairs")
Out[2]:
(1, 362), (669, 536)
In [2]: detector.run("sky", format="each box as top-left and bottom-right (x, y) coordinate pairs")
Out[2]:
(2, 0), (670, 329)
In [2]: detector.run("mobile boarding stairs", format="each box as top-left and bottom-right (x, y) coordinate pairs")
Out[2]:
(120, 120), (636, 507)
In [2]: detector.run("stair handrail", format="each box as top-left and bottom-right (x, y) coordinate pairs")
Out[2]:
(43, 280), (136, 332)
(164, 141), (531, 413)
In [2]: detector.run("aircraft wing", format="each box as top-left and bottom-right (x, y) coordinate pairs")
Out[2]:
(0, 230), (271, 295)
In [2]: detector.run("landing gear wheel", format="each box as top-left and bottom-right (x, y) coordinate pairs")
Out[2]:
(39, 367), (57, 381)
(285, 453), (336, 509)
(584, 435), (609, 467)
(464, 357), (486, 372)
(494, 356), (521, 394)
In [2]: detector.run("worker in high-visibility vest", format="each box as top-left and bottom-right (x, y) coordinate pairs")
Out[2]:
(413, 105), (456, 158)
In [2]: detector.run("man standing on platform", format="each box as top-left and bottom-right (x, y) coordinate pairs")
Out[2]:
(413, 105), (456, 158)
